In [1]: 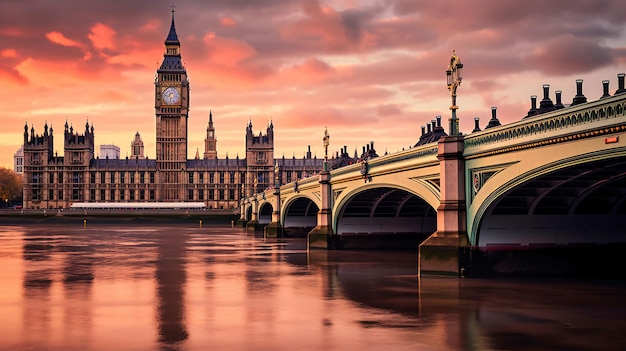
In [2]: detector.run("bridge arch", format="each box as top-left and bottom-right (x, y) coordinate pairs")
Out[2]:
(281, 195), (320, 236)
(332, 183), (438, 247)
(258, 201), (272, 224)
(469, 146), (626, 248)
(244, 203), (252, 221)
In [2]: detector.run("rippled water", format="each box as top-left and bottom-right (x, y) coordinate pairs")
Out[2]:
(1, 222), (625, 350)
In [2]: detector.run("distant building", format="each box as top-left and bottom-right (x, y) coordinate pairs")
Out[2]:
(20, 10), (362, 210)
(100, 144), (120, 160)
(14, 146), (23, 174)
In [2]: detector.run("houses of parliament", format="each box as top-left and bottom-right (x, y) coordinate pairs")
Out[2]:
(21, 11), (361, 210)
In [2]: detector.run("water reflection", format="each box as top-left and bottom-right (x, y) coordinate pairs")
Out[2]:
(22, 230), (55, 347)
(0, 223), (624, 350)
(155, 230), (188, 345)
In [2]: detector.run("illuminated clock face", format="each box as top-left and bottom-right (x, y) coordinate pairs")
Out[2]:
(162, 87), (181, 105)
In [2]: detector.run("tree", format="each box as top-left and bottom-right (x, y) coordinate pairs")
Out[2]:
(0, 167), (22, 207)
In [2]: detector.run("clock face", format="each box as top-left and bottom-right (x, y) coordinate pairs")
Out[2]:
(162, 87), (181, 105)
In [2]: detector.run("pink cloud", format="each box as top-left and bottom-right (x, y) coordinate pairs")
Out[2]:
(45, 31), (84, 48)
(279, 57), (335, 85)
(377, 104), (402, 116)
(280, 0), (365, 52)
(220, 17), (237, 28)
(523, 35), (615, 75)
(202, 32), (257, 66)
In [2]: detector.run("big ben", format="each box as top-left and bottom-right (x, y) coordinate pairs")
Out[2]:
(155, 8), (189, 201)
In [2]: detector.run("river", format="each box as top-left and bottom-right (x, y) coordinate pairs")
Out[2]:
(0, 222), (625, 350)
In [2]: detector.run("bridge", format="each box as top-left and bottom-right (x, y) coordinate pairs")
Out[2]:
(240, 78), (626, 277)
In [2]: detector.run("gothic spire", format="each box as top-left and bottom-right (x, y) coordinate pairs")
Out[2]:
(165, 5), (180, 45)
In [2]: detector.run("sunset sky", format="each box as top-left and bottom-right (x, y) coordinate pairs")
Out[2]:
(2, 0), (625, 169)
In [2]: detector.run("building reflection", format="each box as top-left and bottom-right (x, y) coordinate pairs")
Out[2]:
(61, 240), (94, 348)
(155, 231), (188, 346)
(22, 229), (55, 344)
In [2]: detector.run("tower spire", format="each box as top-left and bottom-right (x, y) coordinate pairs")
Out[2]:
(165, 3), (180, 45)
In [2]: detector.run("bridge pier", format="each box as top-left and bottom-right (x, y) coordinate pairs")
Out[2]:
(308, 168), (337, 249)
(420, 135), (470, 276)
(245, 195), (260, 232)
(264, 187), (282, 238)
(237, 199), (247, 227)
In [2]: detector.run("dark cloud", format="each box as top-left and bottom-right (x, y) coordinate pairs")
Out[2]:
(523, 35), (615, 75)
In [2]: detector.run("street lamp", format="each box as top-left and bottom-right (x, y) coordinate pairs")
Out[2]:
(446, 50), (463, 135)
(322, 127), (330, 172)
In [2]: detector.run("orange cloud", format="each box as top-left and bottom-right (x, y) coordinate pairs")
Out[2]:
(0, 68), (28, 85)
(220, 17), (237, 27)
(45, 31), (84, 48)
(88, 23), (116, 51)
(1, 49), (18, 58)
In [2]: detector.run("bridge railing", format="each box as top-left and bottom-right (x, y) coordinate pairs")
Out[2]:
(464, 94), (626, 159)
(329, 143), (439, 185)
(243, 142), (441, 205)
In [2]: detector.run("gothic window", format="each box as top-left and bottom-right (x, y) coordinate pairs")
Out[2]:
(198, 173), (204, 183)
(149, 172), (155, 183)
(58, 172), (63, 183)
(72, 189), (80, 201)
(140, 172), (145, 184)
(229, 189), (235, 200)
(100, 172), (106, 183)
(188, 190), (194, 200)
(110, 172), (115, 183)
(219, 172), (224, 183)
(120, 172), (125, 184)
(58, 190), (63, 200)
(149, 190), (155, 201)
(129, 190), (135, 201)
(110, 189), (115, 201)
(90, 189), (96, 200)
(219, 189), (224, 200)
(198, 190), (204, 200)
(90, 172), (96, 184)
(120, 190), (125, 200)
(209, 172), (214, 183)
(140, 189), (145, 200)
(48, 189), (54, 201)
(100, 189), (105, 201)
(188, 172), (194, 184)
(130, 172), (135, 184)
(229, 172), (235, 183)
(49, 173), (54, 184)
(73, 172), (79, 184)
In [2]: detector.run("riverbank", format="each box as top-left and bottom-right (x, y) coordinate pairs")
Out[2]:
(0, 208), (239, 226)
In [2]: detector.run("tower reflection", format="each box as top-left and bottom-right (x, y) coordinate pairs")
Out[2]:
(155, 231), (188, 345)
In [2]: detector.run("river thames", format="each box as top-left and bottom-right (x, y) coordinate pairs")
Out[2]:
(1, 220), (625, 350)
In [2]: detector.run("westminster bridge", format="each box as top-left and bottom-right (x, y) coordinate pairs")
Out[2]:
(240, 82), (626, 276)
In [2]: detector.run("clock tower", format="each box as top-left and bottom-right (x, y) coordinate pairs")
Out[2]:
(155, 8), (189, 201)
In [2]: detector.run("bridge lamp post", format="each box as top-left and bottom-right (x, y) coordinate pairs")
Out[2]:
(323, 127), (330, 172)
(446, 50), (464, 136)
